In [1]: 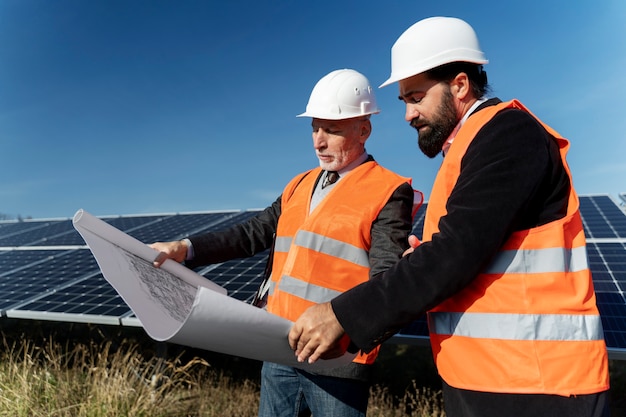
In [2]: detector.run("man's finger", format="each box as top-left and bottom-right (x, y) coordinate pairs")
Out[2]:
(295, 341), (322, 364)
(288, 323), (303, 351)
(408, 234), (421, 248)
(307, 347), (324, 364)
(152, 252), (168, 268)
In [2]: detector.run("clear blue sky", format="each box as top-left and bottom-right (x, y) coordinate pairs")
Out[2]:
(2, 0), (625, 219)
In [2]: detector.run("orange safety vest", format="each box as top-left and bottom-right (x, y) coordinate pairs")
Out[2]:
(424, 100), (609, 395)
(267, 161), (410, 365)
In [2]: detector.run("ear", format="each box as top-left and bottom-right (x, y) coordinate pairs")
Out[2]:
(451, 72), (470, 101)
(359, 119), (372, 144)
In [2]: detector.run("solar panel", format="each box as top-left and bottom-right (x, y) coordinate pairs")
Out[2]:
(7, 271), (131, 325)
(411, 204), (427, 240)
(0, 219), (75, 247)
(194, 250), (270, 304)
(0, 210), (262, 325)
(0, 249), (97, 311)
(0, 248), (67, 274)
(1, 196), (625, 360)
(580, 195), (626, 239)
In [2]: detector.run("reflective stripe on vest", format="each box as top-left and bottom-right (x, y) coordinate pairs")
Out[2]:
(295, 230), (369, 267)
(269, 230), (370, 302)
(273, 236), (292, 253)
(276, 275), (343, 304)
(483, 245), (588, 274)
(429, 312), (604, 341)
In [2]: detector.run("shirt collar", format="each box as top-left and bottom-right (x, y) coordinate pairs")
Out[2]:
(442, 98), (488, 156)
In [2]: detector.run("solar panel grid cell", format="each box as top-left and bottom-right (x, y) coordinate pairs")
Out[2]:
(17, 273), (130, 317)
(0, 250), (100, 309)
(410, 204), (427, 235)
(589, 241), (626, 350)
(0, 220), (59, 240)
(201, 251), (269, 303)
(0, 250), (68, 276)
(123, 213), (221, 243)
(0, 220), (75, 247)
(105, 215), (165, 232)
(582, 196), (626, 239)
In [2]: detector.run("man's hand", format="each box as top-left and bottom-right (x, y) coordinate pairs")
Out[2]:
(402, 234), (421, 257)
(288, 302), (349, 364)
(149, 240), (188, 267)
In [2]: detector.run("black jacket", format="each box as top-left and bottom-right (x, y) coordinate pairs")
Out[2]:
(332, 98), (570, 351)
(184, 161), (414, 380)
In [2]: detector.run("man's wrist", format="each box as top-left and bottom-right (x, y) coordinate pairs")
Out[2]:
(181, 238), (194, 260)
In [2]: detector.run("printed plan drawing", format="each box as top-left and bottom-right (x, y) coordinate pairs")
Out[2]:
(125, 250), (195, 322)
(72, 209), (355, 370)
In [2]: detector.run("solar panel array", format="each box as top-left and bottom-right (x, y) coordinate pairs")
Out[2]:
(1, 195), (625, 359)
(0, 210), (267, 327)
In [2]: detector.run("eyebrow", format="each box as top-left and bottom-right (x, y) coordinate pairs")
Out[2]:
(312, 120), (348, 128)
(398, 89), (423, 101)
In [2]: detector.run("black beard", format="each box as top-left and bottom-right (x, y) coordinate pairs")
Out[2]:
(412, 88), (458, 158)
(417, 125), (452, 158)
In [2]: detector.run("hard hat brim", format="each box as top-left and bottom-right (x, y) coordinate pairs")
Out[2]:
(295, 110), (380, 120)
(379, 56), (489, 88)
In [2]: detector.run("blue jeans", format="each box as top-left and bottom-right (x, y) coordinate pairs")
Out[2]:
(258, 361), (369, 417)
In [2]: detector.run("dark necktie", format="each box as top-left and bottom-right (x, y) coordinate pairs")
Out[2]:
(322, 171), (339, 189)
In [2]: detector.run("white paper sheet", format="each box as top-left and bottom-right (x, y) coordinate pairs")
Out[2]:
(72, 209), (355, 370)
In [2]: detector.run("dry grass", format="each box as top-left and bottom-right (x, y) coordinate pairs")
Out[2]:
(368, 382), (445, 417)
(0, 333), (443, 417)
(0, 337), (261, 417)
(1, 321), (622, 416)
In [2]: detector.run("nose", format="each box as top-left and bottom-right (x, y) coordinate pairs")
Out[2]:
(312, 129), (327, 150)
(405, 103), (419, 122)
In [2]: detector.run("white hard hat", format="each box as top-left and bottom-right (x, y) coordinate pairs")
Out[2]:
(380, 16), (488, 88)
(297, 69), (380, 120)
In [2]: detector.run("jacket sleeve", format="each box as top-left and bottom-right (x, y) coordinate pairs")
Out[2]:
(184, 196), (281, 269)
(368, 181), (414, 278)
(332, 108), (569, 352)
